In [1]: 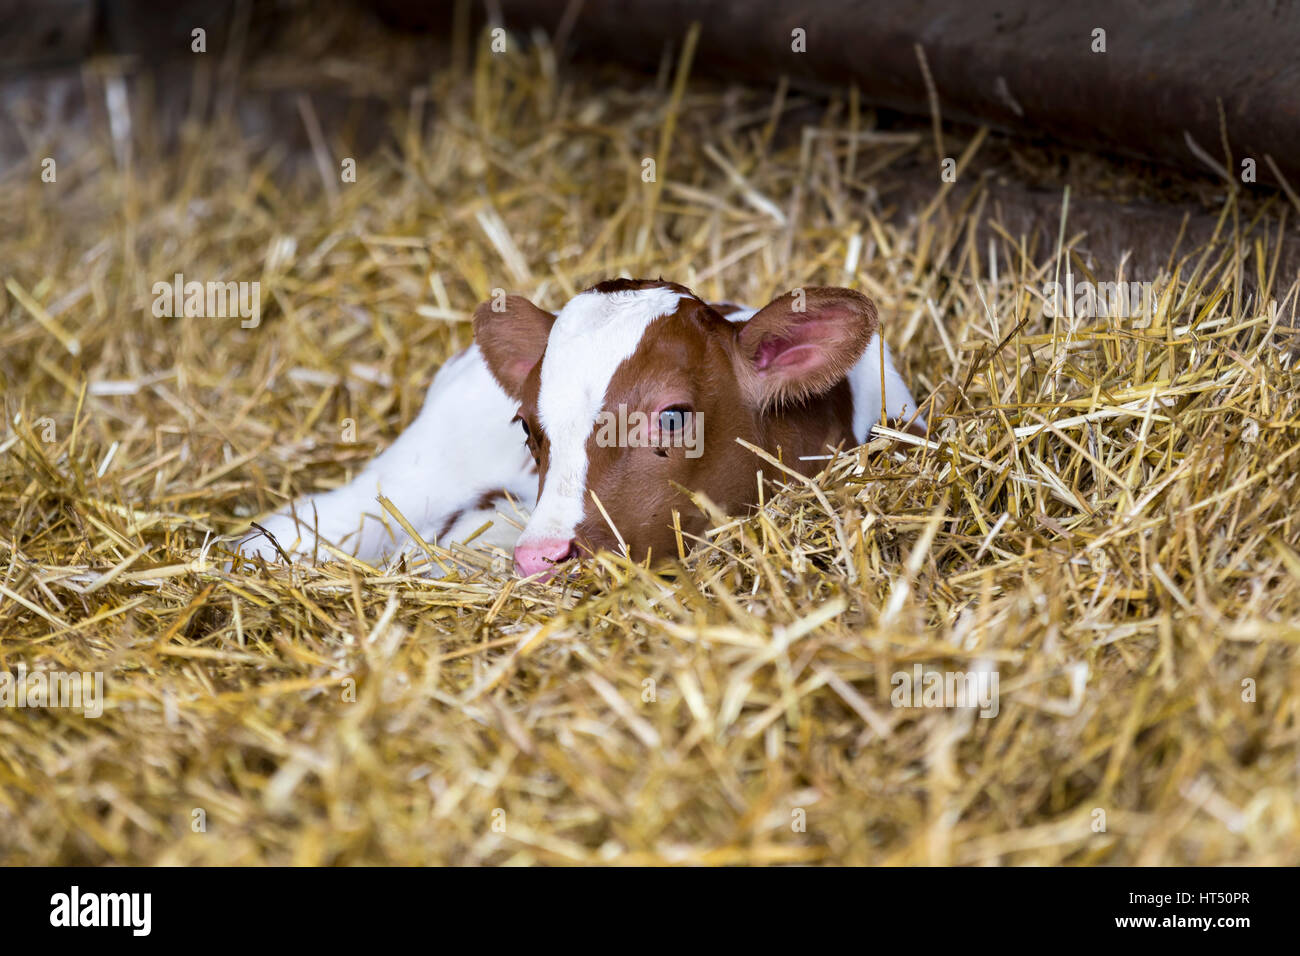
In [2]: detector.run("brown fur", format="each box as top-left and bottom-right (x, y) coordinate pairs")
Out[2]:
(477, 281), (875, 564)
(473, 295), (555, 397)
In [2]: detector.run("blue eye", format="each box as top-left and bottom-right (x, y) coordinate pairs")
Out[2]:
(659, 408), (688, 432)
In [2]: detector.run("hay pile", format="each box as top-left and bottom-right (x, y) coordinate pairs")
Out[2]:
(2, 28), (1299, 865)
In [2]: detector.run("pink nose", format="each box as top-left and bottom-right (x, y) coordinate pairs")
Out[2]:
(514, 538), (576, 578)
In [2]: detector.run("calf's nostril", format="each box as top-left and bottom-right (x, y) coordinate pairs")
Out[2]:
(513, 537), (578, 578)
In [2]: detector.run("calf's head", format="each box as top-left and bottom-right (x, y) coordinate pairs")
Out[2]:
(474, 279), (877, 578)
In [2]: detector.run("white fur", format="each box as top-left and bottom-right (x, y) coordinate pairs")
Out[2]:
(522, 286), (685, 549)
(237, 344), (534, 565)
(850, 336), (925, 439)
(236, 289), (921, 567)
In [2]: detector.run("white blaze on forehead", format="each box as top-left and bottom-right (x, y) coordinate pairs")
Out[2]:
(521, 286), (685, 545)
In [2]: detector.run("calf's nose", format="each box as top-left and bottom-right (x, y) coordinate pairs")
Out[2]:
(514, 538), (576, 578)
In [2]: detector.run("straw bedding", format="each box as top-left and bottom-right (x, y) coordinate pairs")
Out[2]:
(1, 31), (1298, 865)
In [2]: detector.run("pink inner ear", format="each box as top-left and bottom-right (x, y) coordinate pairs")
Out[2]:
(755, 338), (823, 374)
(753, 318), (841, 375)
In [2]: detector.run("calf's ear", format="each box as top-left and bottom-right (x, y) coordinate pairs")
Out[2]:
(474, 295), (556, 400)
(734, 287), (877, 408)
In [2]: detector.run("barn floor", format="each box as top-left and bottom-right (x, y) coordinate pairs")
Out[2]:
(2, 19), (1299, 864)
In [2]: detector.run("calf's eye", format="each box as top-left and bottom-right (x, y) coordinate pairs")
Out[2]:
(659, 407), (689, 433)
(514, 415), (540, 461)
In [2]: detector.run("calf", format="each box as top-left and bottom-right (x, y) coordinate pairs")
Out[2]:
(236, 279), (924, 578)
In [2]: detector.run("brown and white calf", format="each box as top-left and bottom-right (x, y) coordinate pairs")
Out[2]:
(236, 279), (925, 577)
